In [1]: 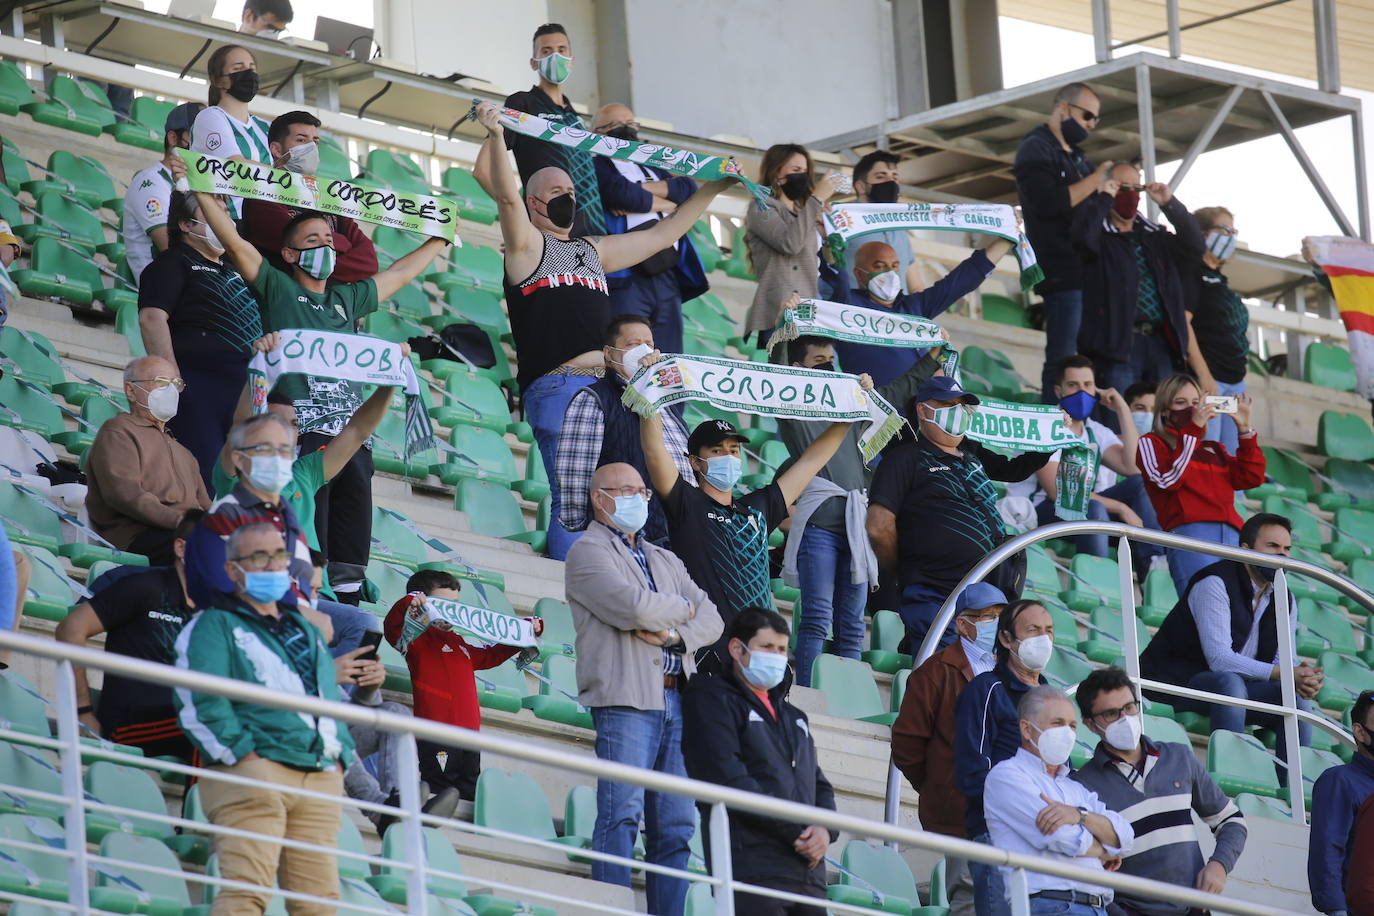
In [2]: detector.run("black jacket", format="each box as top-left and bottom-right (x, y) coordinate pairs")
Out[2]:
(681, 666), (838, 887)
(1013, 124), (1096, 293)
(1073, 193), (1204, 363)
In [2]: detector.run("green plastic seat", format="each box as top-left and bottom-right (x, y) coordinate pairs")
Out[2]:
(2, 137), (31, 194)
(1060, 554), (1121, 612)
(1295, 599), (1358, 658)
(811, 656), (897, 725)
(687, 220), (722, 273)
(454, 477), (546, 553)
(0, 813), (67, 902)
(440, 166), (497, 225)
(1305, 341), (1358, 392)
(1043, 598), (1079, 648)
(0, 481), (66, 550)
(474, 768), (573, 847)
(1079, 607), (1150, 664)
(1262, 494), (1327, 551)
(1250, 447), (1314, 502)
(1069, 719), (1101, 769)
(90, 831), (192, 916)
(114, 298), (147, 358)
(23, 151), (119, 210)
(1142, 713), (1190, 746)
(1235, 791), (1293, 821)
(533, 596), (576, 661)
(560, 783), (597, 853)
(1042, 647), (1094, 690)
(720, 226), (754, 281)
(961, 346), (1029, 400)
(371, 405), (431, 481)
(84, 761), (208, 862)
(1208, 729), (1281, 799)
(21, 76), (108, 136)
(336, 814), (370, 881)
(1327, 508), (1374, 563)
(360, 148), (431, 195)
(1023, 546), (1063, 601)
(472, 659), (528, 713)
(515, 441), (550, 504)
(432, 244), (505, 296)
(389, 280), (434, 321)
(0, 60), (35, 115)
(1302, 747), (1344, 807)
(428, 370), (513, 433)
(14, 191), (106, 250)
(200, 853), (287, 915)
(862, 610), (912, 674)
(15, 545), (84, 622)
(369, 507), (430, 567)
(890, 668), (911, 713)
(432, 423), (517, 487)
(435, 287), (509, 336)
(12, 236), (101, 306)
(826, 839), (918, 914)
(339, 876), (394, 916)
(1139, 568), (1179, 627)
(0, 741), (64, 818)
(1319, 459), (1374, 511)
(127, 97), (174, 142)
(371, 225), (426, 263)
(0, 671), (49, 738)
(0, 184), (22, 228)
(1318, 411), (1374, 462)
(316, 134), (353, 181)
(1316, 649), (1374, 712)
(361, 308), (427, 345)
(981, 294), (1030, 329)
(369, 825), (468, 902)
(521, 654), (591, 728)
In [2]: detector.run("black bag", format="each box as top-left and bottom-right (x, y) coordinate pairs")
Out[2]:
(407, 322), (497, 370)
(625, 219), (679, 277)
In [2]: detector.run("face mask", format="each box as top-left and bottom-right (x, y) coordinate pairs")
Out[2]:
(1016, 633), (1054, 670)
(741, 648), (788, 690)
(811, 361), (835, 373)
(192, 219), (223, 252)
(605, 125), (638, 143)
(969, 618), (999, 655)
(284, 141), (320, 175)
(619, 343), (653, 379)
(1103, 712), (1143, 752)
(1032, 722), (1077, 767)
(536, 52), (573, 85)
(1205, 230), (1238, 262)
(865, 180), (899, 204)
(247, 455), (294, 495)
(1131, 411), (1153, 435)
(141, 384), (180, 422)
(1113, 189), (1140, 220)
(239, 567), (292, 604)
(601, 492), (648, 535)
(1060, 114), (1089, 145)
(780, 172), (811, 202)
(922, 404), (973, 438)
(866, 269), (902, 302)
(293, 244), (336, 280)
(255, 27), (282, 39)
(1254, 564), (1278, 584)
(1166, 406), (1195, 430)
(1058, 390), (1098, 421)
(698, 454), (742, 492)
(540, 192), (576, 229)
(226, 69), (259, 103)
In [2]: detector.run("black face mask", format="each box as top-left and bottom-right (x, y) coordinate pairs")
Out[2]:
(606, 125), (639, 143)
(541, 192), (576, 229)
(780, 172), (811, 202)
(865, 180), (899, 204)
(1253, 564), (1277, 583)
(812, 361), (835, 373)
(1059, 115), (1088, 146)
(226, 69), (260, 103)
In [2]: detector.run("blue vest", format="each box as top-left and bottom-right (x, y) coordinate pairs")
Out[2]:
(592, 376), (671, 545)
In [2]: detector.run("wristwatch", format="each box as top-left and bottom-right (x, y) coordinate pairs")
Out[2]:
(1077, 806), (1088, 826)
(666, 628), (681, 646)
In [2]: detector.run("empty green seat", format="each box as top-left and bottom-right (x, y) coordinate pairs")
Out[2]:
(1327, 508), (1374, 562)
(1262, 494), (1327, 550)
(17, 190), (106, 250)
(0, 671), (48, 738)
(454, 477), (546, 553)
(0, 741), (64, 818)
(1024, 546), (1062, 601)
(23, 151), (119, 210)
(1316, 650), (1374, 712)
(360, 148), (431, 195)
(1079, 607), (1150, 664)
(1251, 447), (1314, 501)
(981, 294), (1030, 329)
(1208, 730), (1280, 799)
(890, 668), (911, 713)
(1318, 411), (1374, 462)
(3, 138), (30, 194)
(1060, 554), (1121, 612)
(1140, 568), (1179, 627)
(429, 370), (514, 433)
(962, 346), (1029, 400)
(361, 308), (427, 344)
(432, 244), (505, 296)
(440, 166), (497, 224)
(1044, 598), (1079, 648)
(0, 480), (67, 549)
(720, 226), (754, 281)
(371, 405), (431, 481)
(1296, 599), (1358, 657)
(371, 225), (425, 263)
(1142, 713), (1190, 746)
(474, 768), (573, 846)
(22, 76), (108, 136)
(1234, 791), (1291, 821)
(0, 60), (35, 115)
(811, 656), (897, 725)
(521, 654), (591, 728)
(515, 442), (550, 503)
(127, 97), (175, 142)
(1318, 459), (1374, 511)
(1043, 647), (1094, 690)
(13, 236), (101, 305)
(1305, 341), (1357, 392)
(0, 813), (67, 902)
(369, 825), (466, 902)
(561, 783), (596, 849)
(14, 545), (83, 622)
(687, 220), (722, 273)
(316, 134), (353, 181)
(472, 659), (528, 713)
(432, 422), (517, 487)
(1302, 747), (1344, 806)
(339, 876), (394, 916)
(436, 287), (508, 336)
(862, 610), (911, 674)
(826, 839), (919, 914)
(533, 596), (576, 661)
(389, 280), (433, 321)
(84, 760), (208, 862)
(368, 507), (430, 567)
(90, 831), (192, 916)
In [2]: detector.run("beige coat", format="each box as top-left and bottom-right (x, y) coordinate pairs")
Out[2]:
(564, 521), (722, 710)
(743, 194), (825, 334)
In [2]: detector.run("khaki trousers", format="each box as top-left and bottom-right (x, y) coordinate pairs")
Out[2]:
(200, 756), (343, 916)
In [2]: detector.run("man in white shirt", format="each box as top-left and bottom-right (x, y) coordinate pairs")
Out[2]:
(984, 685), (1134, 916)
(124, 102), (201, 286)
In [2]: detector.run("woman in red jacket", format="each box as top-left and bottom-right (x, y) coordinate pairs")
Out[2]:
(1136, 373), (1266, 593)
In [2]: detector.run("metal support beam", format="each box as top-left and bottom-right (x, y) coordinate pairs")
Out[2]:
(1166, 0), (1181, 58)
(37, 11), (62, 89)
(1312, 0), (1340, 93)
(1169, 85), (1244, 192)
(1261, 89), (1357, 237)
(1135, 63), (1158, 220)
(1354, 108), (1371, 241)
(1091, 0), (1112, 63)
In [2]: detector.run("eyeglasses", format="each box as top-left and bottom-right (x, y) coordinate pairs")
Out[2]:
(1117, 182), (1146, 192)
(1068, 102), (1100, 123)
(1088, 700), (1140, 724)
(132, 376), (186, 392)
(1211, 226), (1239, 236)
(596, 119), (641, 133)
(236, 444), (295, 458)
(599, 486), (652, 500)
(232, 548), (292, 570)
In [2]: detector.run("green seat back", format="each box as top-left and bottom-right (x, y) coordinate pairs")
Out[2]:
(361, 148), (430, 195)
(51, 77), (115, 129)
(455, 478), (527, 539)
(47, 151), (117, 209)
(336, 814), (370, 880)
(0, 483), (63, 545)
(0, 185), (22, 227)
(3, 138), (30, 192)
(0, 376), (66, 437)
(1350, 558), (1374, 600)
(1024, 546), (1062, 597)
(1043, 647), (1094, 689)
(17, 546), (79, 620)
(0, 742), (64, 818)
(1326, 459), (1374, 506)
(538, 653), (579, 698)
(1318, 650), (1374, 709)
(31, 235), (103, 289)
(339, 876), (394, 916)
(981, 294), (1031, 328)
(474, 768), (557, 840)
(869, 610), (904, 653)
(371, 225), (425, 262)
(440, 371), (511, 433)
(377, 824), (469, 898)
(1234, 791), (1290, 821)
(1142, 714), (1190, 746)
(0, 327), (66, 387)
(1304, 341), (1357, 392)
(446, 244), (504, 291)
(838, 839), (919, 903)
(316, 135), (353, 181)
(0, 671), (48, 737)
(961, 346), (1026, 399)
(361, 309), (426, 344)
(1262, 495), (1326, 548)
(890, 667), (911, 712)
(1318, 411), (1374, 462)
(441, 287), (507, 333)
(533, 597), (576, 656)
(35, 191), (104, 249)
(1332, 508), (1374, 559)
(1207, 729), (1280, 798)
(389, 281), (432, 320)
(1044, 598), (1079, 648)
(811, 655), (885, 720)
(687, 220), (722, 272)
(1067, 554), (1121, 604)
(84, 761), (171, 839)
(369, 508), (430, 565)
(562, 784), (596, 842)
(1142, 568), (1178, 609)
(0, 813), (67, 896)
(472, 658), (529, 703)
(95, 831), (191, 912)
(128, 97), (174, 136)
(0, 60), (35, 114)
(1258, 447), (1313, 499)
(446, 424), (517, 484)
(440, 166), (497, 224)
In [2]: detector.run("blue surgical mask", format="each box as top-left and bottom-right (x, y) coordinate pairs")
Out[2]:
(1058, 390), (1098, 421)
(699, 454), (742, 492)
(608, 494), (648, 535)
(239, 567), (292, 604)
(972, 618), (999, 654)
(741, 648), (788, 690)
(1131, 410), (1153, 435)
(247, 455), (295, 495)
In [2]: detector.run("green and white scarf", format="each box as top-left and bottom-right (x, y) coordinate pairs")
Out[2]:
(962, 396), (1095, 518)
(247, 328), (435, 459)
(398, 595), (538, 653)
(473, 101), (771, 208)
(825, 202), (1043, 290)
(175, 149), (461, 243)
(622, 354), (903, 460)
(771, 297), (960, 378)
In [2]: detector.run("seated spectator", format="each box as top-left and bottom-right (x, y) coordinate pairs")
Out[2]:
(138, 190), (266, 487)
(954, 599), (1054, 916)
(780, 326), (943, 686)
(1125, 381), (1156, 436)
(555, 316), (694, 555)
(239, 0), (292, 37)
(681, 608), (836, 915)
(846, 151), (915, 291)
(1183, 206), (1250, 456)
(891, 582), (1006, 916)
(54, 511), (201, 758)
(1136, 373), (1265, 592)
(640, 412), (849, 674)
(124, 102), (201, 285)
(382, 569), (542, 817)
(984, 686), (1133, 916)
(175, 522), (350, 916)
(1309, 690), (1374, 916)
(591, 104), (708, 356)
(1140, 513), (1320, 780)
(743, 144), (844, 346)
(1075, 163), (1204, 397)
(191, 45), (269, 220)
(867, 377), (1051, 649)
(838, 237), (1010, 386)
(242, 111), (379, 284)
(86, 356), (210, 564)
(471, 100), (725, 559)
(564, 462), (722, 914)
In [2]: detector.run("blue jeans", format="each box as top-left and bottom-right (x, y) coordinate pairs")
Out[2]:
(1180, 671), (1312, 784)
(316, 598), (375, 657)
(609, 272), (684, 357)
(1097, 332), (1177, 397)
(523, 372), (598, 559)
(1028, 900), (1105, 916)
(1035, 475), (1163, 563)
(590, 692), (694, 916)
(1206, 378), (1247, 456)
(1167, 520), (1239, 594)
(794, 525), (867, 687)
(898, 582), (957, 654)
(970, 831), (1010, 916)
(1040, 289), (1083, 401)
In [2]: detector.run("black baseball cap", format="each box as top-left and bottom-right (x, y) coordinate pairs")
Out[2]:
(913, 375), (980, 406)
(165, 102), (205, 133)
(686, 419), (748, 455)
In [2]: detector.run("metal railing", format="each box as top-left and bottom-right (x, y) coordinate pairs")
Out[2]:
(0, 625), (1317, 916)
(882, 521), (1367, 831)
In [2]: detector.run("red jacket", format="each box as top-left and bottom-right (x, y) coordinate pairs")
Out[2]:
(1137, 424), (1266, 532)
(241, 199), (380, 284)
(890, 641), (974, 837)
(383, 593), (521, 730)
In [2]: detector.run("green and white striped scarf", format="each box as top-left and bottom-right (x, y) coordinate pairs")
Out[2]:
(964, 396), (1095, 518)
(771, 297), (960, 378)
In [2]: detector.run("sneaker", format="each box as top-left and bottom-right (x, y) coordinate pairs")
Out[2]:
(370, 789), (400, 837)
(422, 786), (462, 822)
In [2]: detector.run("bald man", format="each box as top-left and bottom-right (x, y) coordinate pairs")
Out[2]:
(86, 355), (210, 562)
(474, 100), (727, 559)
(838, 237), (1014, 387)
(590, 103), (708, 356)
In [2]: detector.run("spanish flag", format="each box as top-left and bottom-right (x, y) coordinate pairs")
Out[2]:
(1306, 236), (1374, 400)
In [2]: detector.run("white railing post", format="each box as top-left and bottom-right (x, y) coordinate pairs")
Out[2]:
(1008, 865), (1030, 916)
(53, 659), (90, 914)
(709, 801), (735, 916)
(1273, 570), (1305, 822)
(1118, 537), (1141, 682)
(396, 733), (428, 915)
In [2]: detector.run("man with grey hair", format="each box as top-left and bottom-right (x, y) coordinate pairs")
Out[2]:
(86, 355), (209, 563)
(983, 685), (1134, 916)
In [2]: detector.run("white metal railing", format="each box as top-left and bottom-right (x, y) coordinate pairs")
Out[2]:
(883, 520), (1367, 831)
(0, 625), (1319, 916)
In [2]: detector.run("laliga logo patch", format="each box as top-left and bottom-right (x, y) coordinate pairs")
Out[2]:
(205, 132), (222, 152)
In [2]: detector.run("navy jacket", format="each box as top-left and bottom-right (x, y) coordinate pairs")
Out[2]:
(1013, 124), (1095, 293)
(1309, 752), (1374, 914)
(593, 157), (709, 303)
(952, 662), (1046, 836)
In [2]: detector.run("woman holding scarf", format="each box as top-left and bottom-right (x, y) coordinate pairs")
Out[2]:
(1137, 373), (1266, 593)
(190, 44), (271, 221)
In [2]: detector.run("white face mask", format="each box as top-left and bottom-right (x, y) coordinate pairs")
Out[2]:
(1103, 712), (1143, 752)
(1032, 723), (1077, 767)
(140, 384), (179, 422)
(192, 219), (223, 253)
(1016, 633), (1054, 670)
(285, 140), (320, 175)
(620, 343), (653, 379)
(866, 270), (901, 302)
